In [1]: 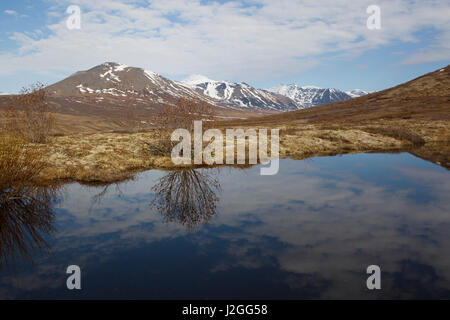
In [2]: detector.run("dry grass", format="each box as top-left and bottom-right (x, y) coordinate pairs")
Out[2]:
(26, 117), (447, 184)
(0, 133), (47, 197)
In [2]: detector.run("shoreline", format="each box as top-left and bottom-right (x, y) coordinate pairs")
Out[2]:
(33, 119), (449, 186)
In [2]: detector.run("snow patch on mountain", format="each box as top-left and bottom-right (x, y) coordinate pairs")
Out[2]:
(98, 62), (130, 83)
(269, 84), (367, 108)
(181, 75), (300, 111)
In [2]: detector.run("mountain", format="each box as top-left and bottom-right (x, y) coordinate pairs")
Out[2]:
(256, 65), (450, 125)
(47, 62), (228, 109)
(346, 89), (369, 98)
(268, 84), (357, 108)
(181, 75), (301, 111)
(0, 92), (9, 95)
(227, 65), (449, 170)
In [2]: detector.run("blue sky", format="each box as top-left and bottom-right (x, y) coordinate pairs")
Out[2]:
(0, 0), (449, 93)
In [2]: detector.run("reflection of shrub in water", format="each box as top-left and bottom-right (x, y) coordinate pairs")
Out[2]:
(0, 120), (55, 268)
(0, 187), (59, 269)
(150, 169), (221, 230)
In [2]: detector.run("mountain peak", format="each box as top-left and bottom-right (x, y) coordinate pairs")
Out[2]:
(46, 62), (224, 109)
(184, 78), (301, 111)
(100, 61), (124, 67)
(268, 84), (358, 108)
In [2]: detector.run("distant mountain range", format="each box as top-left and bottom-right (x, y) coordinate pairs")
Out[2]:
(268, 84), (368, 108)
(41, 62), (368, 113)
(181, 75), (300, 111)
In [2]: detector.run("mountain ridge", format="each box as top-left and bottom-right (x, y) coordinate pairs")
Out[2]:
(181, 76), (301, 111)
(268, 84), (367, 108)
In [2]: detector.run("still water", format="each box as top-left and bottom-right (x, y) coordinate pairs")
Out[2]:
(1, 153), (449, 299)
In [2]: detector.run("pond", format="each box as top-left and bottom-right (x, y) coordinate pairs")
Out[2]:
(0, 153), (449, 299)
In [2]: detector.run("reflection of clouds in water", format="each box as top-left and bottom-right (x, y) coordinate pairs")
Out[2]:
(1, 154), (449, 299)
(211, 159), (450, 298)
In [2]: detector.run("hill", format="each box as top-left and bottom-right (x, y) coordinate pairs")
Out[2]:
(219, 65), (450, 169)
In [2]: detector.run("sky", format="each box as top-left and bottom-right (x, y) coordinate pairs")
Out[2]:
(0, 0), (449, 94)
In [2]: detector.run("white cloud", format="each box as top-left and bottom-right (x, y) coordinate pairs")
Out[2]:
(0, 0), (449, 82)
(4, 9), (18, 16)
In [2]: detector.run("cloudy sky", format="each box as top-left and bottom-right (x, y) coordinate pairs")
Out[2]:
(0, 0), (449, 93)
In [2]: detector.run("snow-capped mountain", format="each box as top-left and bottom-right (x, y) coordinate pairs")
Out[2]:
(44, 62), (368, 115)
(268, 84), (367, 108)
(181, 75), (301, 111)
(47, 62), (227, 109)
(0, 92), (9, 95)
(346, 89), (369, 98)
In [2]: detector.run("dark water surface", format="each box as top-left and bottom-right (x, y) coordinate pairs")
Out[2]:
(1, 153), (449, 299)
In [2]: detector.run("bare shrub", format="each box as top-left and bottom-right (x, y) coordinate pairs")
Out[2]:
(149, 98), (216, 156)
(6, 83), (54, 143)
(155, 98), (216, 131)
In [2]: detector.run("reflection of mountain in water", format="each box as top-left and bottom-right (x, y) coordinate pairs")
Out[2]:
(150, 169), (221, 229)
(0, 187), (59, 268)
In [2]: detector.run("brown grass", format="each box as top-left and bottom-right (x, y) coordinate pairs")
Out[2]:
(362, 126), (425, 147)
(26, 117), (446, 185)
(0, 133), (47, 197)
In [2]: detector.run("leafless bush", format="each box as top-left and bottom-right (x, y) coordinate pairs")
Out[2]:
(149, 98), (216, 156)
(154, 98), (216, 131)
(6, 82), (54, 143)
(0, 84), (50, 203)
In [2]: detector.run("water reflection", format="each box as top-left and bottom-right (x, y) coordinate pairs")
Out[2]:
(0, 187), (59, 269)
(150, 169), (221, 229)
(0, 153), (449, 299)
